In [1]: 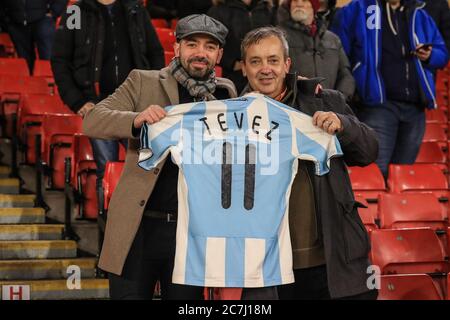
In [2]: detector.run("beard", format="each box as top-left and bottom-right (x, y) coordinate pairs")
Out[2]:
(181, 56), (215, 79)
(291, 8), (310, 24)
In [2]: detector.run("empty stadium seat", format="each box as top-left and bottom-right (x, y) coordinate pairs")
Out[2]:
(19, 94), (71, 164)
(0, 58), (29, 76)
(355, 196), (378, 232)
(378, 193), (447, 230)
(348, 164), (386, 200)
(378, 274), (443, 300)
(0, 33), (15, 57)
(41, 114), (83, 189)
(155, 28), (176, 52)
(387, 164), (448, 194)
(423, 123), (447, 145)
(151, 19), (168, 28)
(70, 134), (97, 219)
(215, 65), (223, 77)
(33, 60), (55, 87)
(370, 228), (448, 275)
(426, 109), (447, 124)
(102, 161), (125, 213)
(164, 51), (175, 66)
(415, 141), (447, 164)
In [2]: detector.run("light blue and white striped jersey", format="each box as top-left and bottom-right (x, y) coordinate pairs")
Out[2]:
(138, 93), (343, 288)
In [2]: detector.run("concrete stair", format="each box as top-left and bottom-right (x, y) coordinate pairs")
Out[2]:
(0, 279), (109, 300)
(0, 258), (97, 280)
(0, 208), (45, 224)
(0, 240), (77, 260)
(0, 178), (20, 194)
(0, 138), (108, 300)
(0, 224), (64, 240)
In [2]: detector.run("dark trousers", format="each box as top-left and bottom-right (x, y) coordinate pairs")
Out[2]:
(277, 265), (378, 300)
(356, 100), (425, 178)
(7, 16), (56, 73)
(108, 216), (204, 300)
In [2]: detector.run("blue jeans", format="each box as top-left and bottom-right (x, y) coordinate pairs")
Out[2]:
(356, 100), (425, 178)
(89, 138), (128, 207)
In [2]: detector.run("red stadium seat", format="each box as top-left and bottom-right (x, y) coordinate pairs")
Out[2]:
(215, 65), (223, 77)
(71, 134), (97, 219)
(0, 58), (29, 76)
(426, 109), (447, 124)
(164, 51), (175, 66)
(103, 161), (125, 212)
(415, 141), (447, 164)
(151, 19), (168, 28)
(387, 164), (448, 193)
(170, 19), (178, 30)
(423, 123), (447, 145)
(378, 274), (443, 300)
(355, 196), (378, 233)
(155, 28), (176, 52)
(33, 60), (55, 87)
(378, 193), (447, 230)
(41, 114), (83, 189)
(370, 228), (448, 275)
(0, 33), (15, 57)
(19, 94), (71, 164)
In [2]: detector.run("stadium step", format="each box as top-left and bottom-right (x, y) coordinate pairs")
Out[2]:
(0, 279), (109, 300)
(0, 258), (97, 280)
(0, 178), (20, 194)
(0, 208), (45, 224)
(0, 194), (35, 208)
(0, 166), (11, 178)
(0, 240), (77, 260)
(0, 224), (63, 240)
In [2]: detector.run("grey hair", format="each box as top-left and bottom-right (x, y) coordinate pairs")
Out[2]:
(240, 26), (290, 61)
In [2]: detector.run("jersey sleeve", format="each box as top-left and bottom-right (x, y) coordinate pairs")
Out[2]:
(291, 112), (343, 176)
(138, 112), (182, 171)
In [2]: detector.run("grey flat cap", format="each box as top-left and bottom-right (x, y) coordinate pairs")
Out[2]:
(175, 14), (228, 47)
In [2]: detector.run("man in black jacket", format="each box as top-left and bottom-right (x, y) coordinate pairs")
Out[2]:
(423, 0), (450, 57)
(208, 0), (277, 93)
(51, 0), (164, 221)
(2, 0), (68, 72)
(240, 26), (379, 299)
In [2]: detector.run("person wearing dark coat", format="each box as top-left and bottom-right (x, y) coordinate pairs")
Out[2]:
(177, 0), (215, 18)
(2, 0), (68, 72)
(278, 0), (355, 101)
(423, 0), (450, 57)
(240, 26), (379, 300)
(208, 0), (277, 93)
(146, 0), (178, 21)
(317, 0), (339, 29)
(51, 0), (165, 224)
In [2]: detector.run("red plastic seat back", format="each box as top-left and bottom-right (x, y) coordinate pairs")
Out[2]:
(378, 274), (443, 300)
(348, 164), (386, 191)
(387, 164), (448, 193)
(355, 196), (378, 233)
(423, 123), (447, 143)
(378, 193), (447, 230)
(103, 161), (125, 211)
(156, 28), (176, 52)
(370, 228), (447, 275)
(0, 58), (29, 76)
(41, 114), (83, 189)
(164, 51), (175, 66)
(415, 141), (447, 164)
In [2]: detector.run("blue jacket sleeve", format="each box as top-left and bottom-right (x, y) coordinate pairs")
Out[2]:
(423, 13), (449, 70)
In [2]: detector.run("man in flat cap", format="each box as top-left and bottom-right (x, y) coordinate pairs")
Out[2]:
(83, 14), (237, 300)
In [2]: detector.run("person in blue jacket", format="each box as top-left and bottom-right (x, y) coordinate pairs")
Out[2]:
(331, 0), (449, 178)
